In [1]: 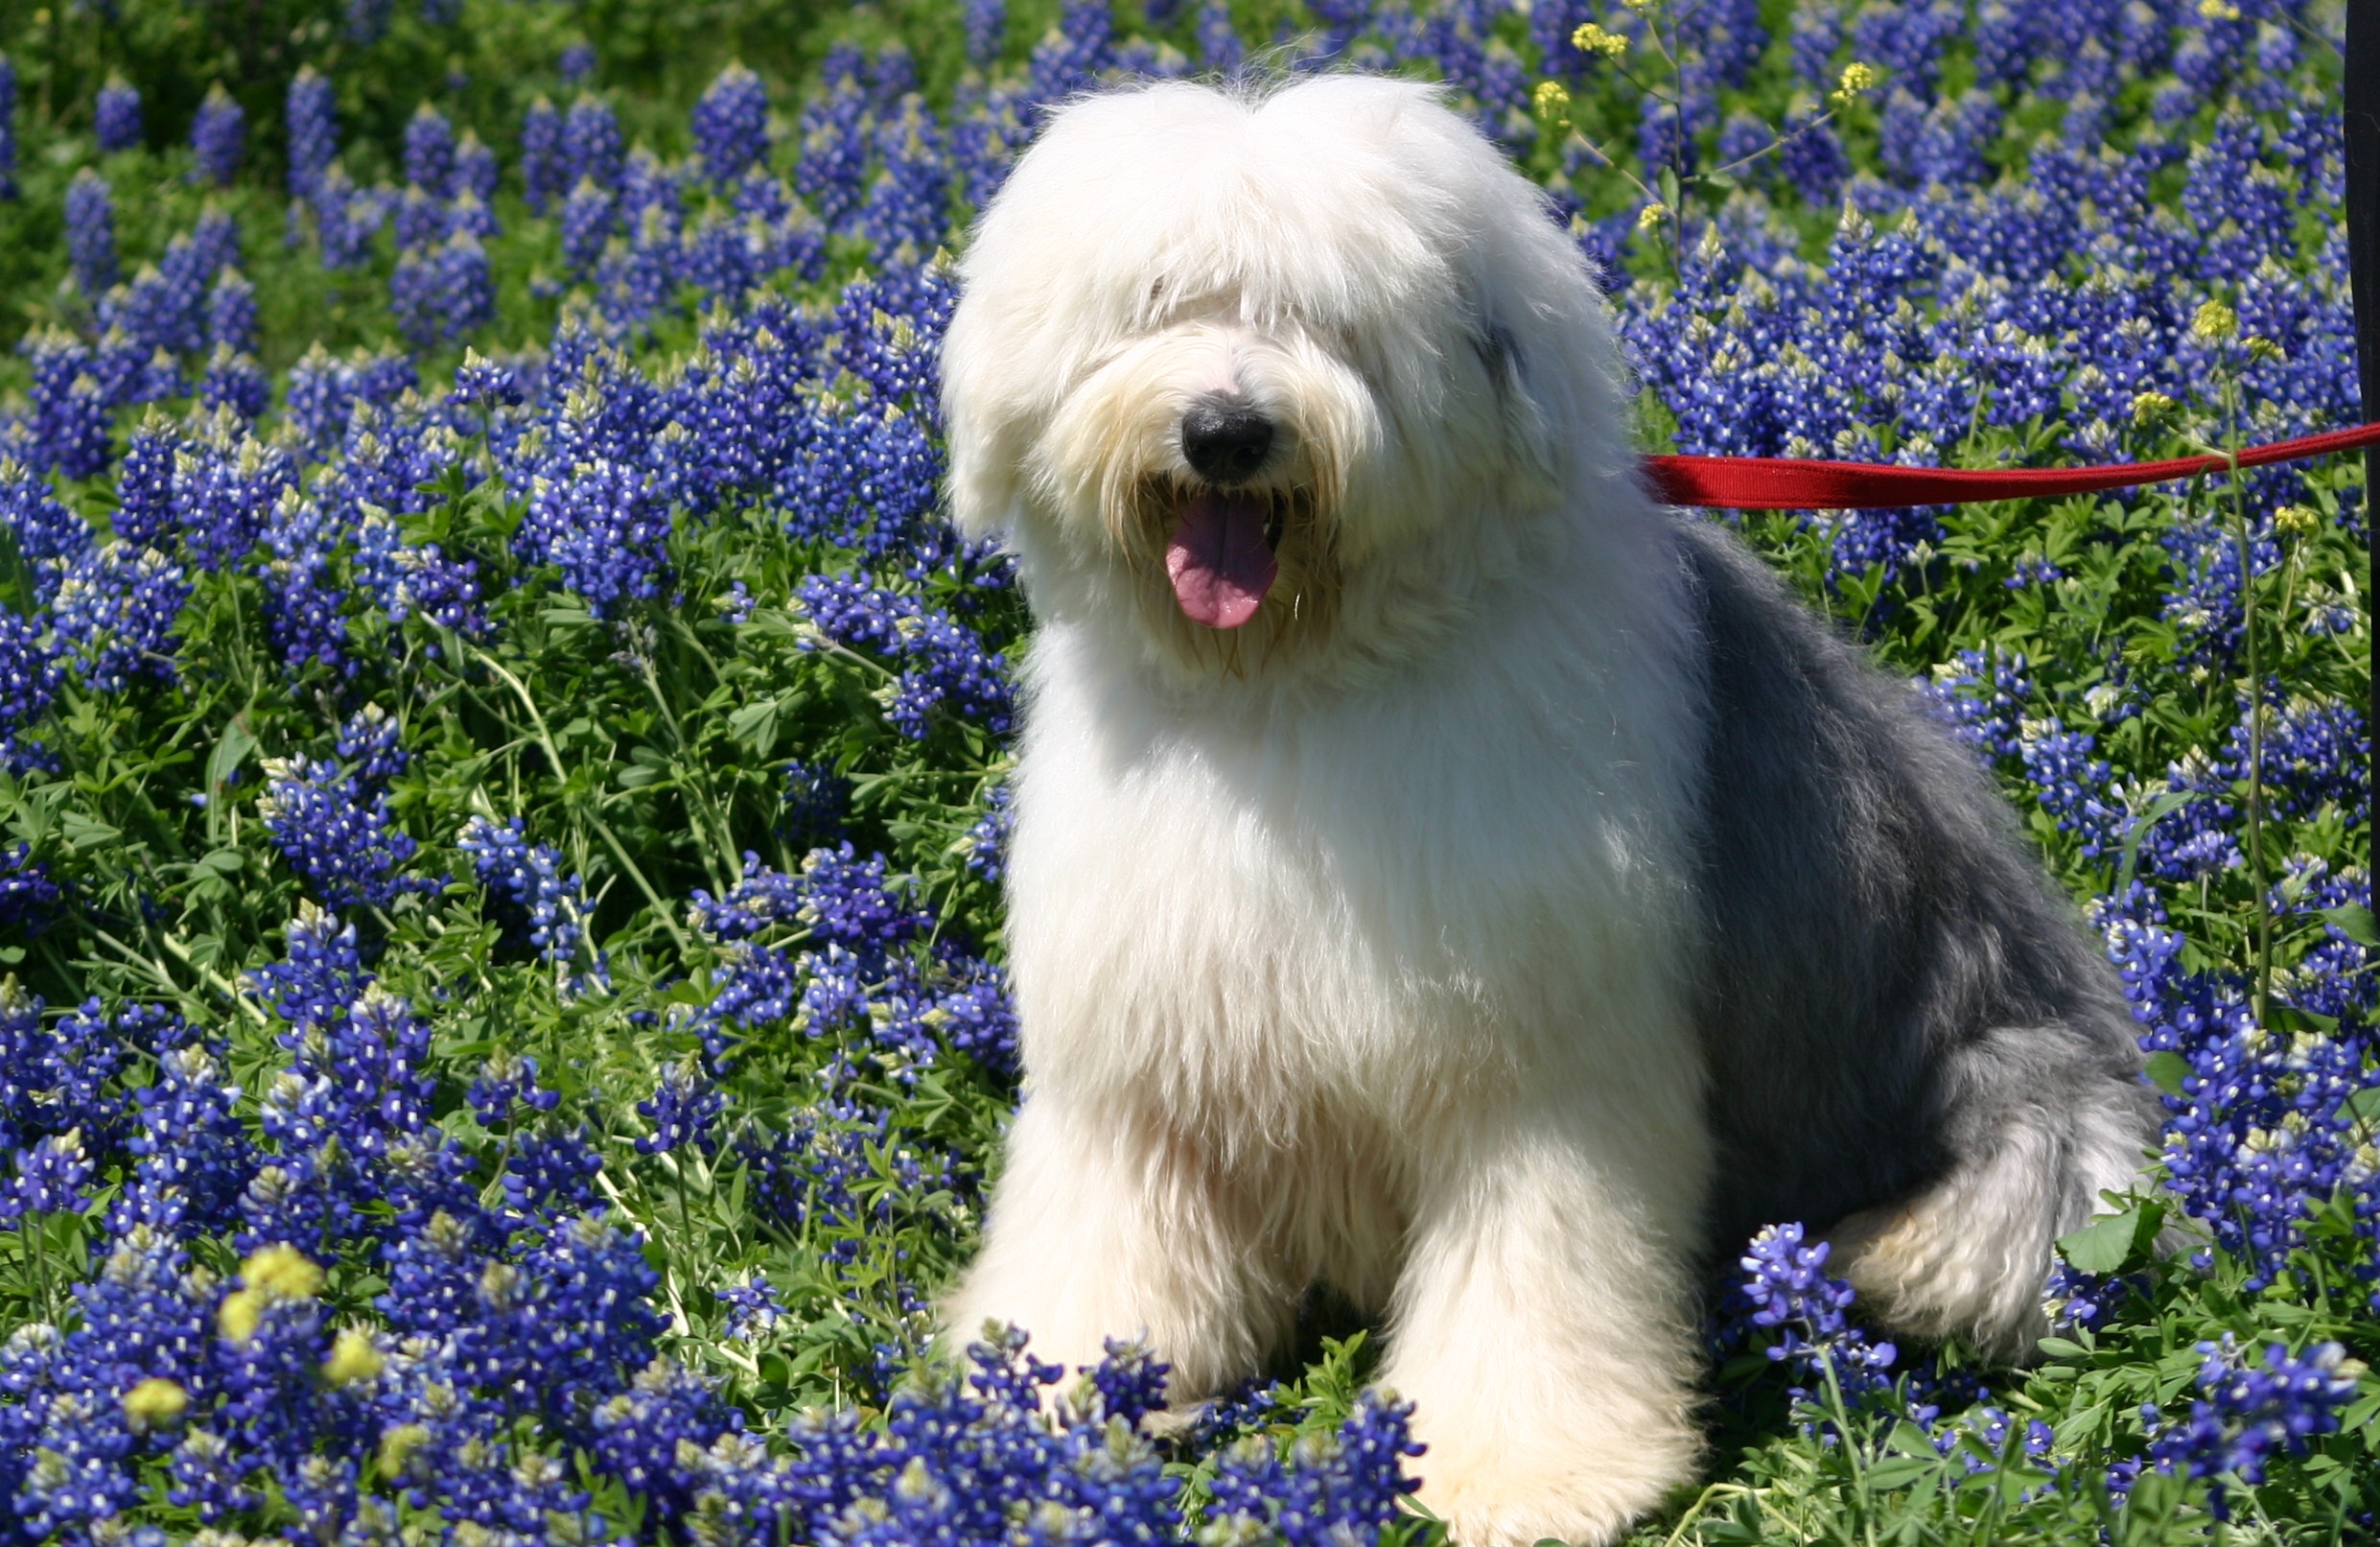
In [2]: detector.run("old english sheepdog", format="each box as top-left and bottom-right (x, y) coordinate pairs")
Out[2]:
(938, 74), (2158, 1546)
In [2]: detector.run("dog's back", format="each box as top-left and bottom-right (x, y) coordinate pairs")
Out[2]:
(1675, 515), (2158, 1356)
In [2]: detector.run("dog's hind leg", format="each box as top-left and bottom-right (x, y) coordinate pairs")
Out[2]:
(940, 1089), (1293, 1401)
(1383, 1109), (1707, 1547)
(1822, 1029), (2161, 1364)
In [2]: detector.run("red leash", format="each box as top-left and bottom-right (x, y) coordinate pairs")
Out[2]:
(1643, 421), (2380, 510)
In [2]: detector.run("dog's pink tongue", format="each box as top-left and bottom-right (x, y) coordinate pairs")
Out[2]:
(1166, 492), (1276, 629)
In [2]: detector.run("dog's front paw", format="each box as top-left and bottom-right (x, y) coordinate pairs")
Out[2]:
(1417, 1466), (1661, 1547)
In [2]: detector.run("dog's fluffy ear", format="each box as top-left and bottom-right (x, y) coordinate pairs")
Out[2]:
(939, 305), (1022, 543)
(1472, 309), (1556, 495)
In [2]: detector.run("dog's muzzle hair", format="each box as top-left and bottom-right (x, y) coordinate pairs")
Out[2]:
(1102, 390), (1337, 659)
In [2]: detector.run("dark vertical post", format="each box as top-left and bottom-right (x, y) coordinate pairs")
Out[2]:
(2350, 0), (2378, 465)
(2349, 0), (2377, 715)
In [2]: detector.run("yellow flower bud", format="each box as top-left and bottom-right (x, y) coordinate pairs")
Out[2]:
(1638, 200), (1671, 229)
(123, 1377), (189, 1431)
(1832, 62), (1881, 105)
(323, 1327), (386, 1388)
(2190, 300), (2238, 341)
(2196, 0), (2241, 18)
(377, 1421), (432, 1481)
(2273, 505), (2318, 539)
(219, 1244), (327, 1344)
(1532, 81), (1572, 119)
(2130, 390), (2178, 425)
(1572, 22), (1630, 57)
(242, 1243), (326, 1300)
(217, 1287), (268, 1345)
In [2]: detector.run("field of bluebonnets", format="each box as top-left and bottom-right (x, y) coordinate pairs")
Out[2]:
(0, 0), (2370, 1540)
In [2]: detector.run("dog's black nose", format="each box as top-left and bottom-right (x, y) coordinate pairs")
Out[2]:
(1180, 400), (1274, 484)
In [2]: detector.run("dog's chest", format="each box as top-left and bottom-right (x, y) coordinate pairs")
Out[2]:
(1003, 624), (1702, 1129)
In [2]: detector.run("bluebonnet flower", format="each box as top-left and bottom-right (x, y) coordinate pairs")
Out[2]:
(112, 419), (182, 551)
(335, 703), (408, 784)
(467, 1051), (561, 1128)
(2020, 717), (2124, 860)
(65, 169), (121, 296)
(859, 99), (952, 263)
(391, 232), (494, 350)
(393, 182), (448, 252)
(794, 76), (870, 233)
(966, 0), (1007, 65)
(780, 759), (850, 848)
(2149, 1338), (2363, 1518)
(2, 454), (90, 569)
(516, 454), (668, 615)
(285, 67), (338, 201)
(560, 176), (617, 275)
(20, 329), (116, 479)
(690, 855), (811, 942)
(95, 77), (142, 153)
(717, 1277), (783, 1341)
(521, 96), (566, 213)
(310, 164), (386, 270)
(207, 267), (258, 353)
(0, 608), (62, 773)
(403, 103), (456, 197)
(636, 1058), (724, 1155)
(560, 41), (598, 84)
(49, 543), (190, 691)
(1716, 1222), (1900, 1413)
(796, 573), (1015, 739)
(128, 1042), (252, 1229)
(964, 782), (1011, 882)
(189, 84), (245, 186)
(457, 813), (604, 988)
(1202, 1388), (1425, 1546)
(257, 756), (428, 908)
(563, 94), (624, 193)
(200, 345), (270, 421)
(1, 1128), (95, 1222)
(1917, 647), (2032, 765)
(694, 63), (771, 187)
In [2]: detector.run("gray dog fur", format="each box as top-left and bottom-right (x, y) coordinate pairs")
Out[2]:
(1676, 513), (2160, 1348)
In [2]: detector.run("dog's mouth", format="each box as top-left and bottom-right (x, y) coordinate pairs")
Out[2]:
(1164, 490), (1288, 629)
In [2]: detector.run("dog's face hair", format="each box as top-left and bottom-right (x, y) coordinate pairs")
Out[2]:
(942, 76), (1641, 686)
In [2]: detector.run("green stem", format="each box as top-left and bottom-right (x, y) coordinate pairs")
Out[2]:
(2216, 381), (2273, 1023)
(591, 814), (694, 956)
(463, 638), (696, 956)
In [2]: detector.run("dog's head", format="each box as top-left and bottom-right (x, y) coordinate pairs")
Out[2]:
(943, 75), (1636, 684)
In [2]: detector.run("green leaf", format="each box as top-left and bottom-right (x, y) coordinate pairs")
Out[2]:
(728, 697), (782, 757)
(0, 526), (34, 616)
(1864, 1456), (1938, 1489)
(2114, 788), (2196, 899)
(2318, 902), (2378, 948)
(2144, 1050), (2191, 1096)
(2056, 1199), (2162, 1276)
(58, 810), (124, 851)
(206, 714), (258, 796)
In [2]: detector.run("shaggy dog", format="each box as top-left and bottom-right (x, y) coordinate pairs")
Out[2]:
(938, 75), (2158, 1546)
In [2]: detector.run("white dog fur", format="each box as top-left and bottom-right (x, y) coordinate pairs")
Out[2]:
(938, 75), (2156, 1546)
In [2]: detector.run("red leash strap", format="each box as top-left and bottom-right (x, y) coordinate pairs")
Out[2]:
(1643, 421), (2380, 510)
